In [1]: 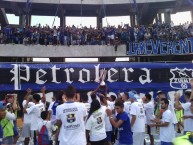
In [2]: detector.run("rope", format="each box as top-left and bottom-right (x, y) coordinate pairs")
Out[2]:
(80, 0), (83, 27)
(102, 0), (108, 26)
(25, 0), (31, 27)
(52, 0), (60, 28)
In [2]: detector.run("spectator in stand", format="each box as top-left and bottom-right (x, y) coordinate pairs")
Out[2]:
(1, 22), (193, 46)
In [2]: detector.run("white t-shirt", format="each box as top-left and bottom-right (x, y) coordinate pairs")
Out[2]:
(48, 101), (56, 124)
(101, 105), (112, 132)
(56, 102), (87, 145)
(160, 109), (175, 142)
(182, 102), (193, 132)
(144, 101), (155, 125)
(124, 101), (131, 116)
(130, 102), (145, 132)
(168, 100), (178, 124)
(107, 100), (114, 111)
(26, 103), (45, 130)
(22, 100), (35, 124)
(86, 108), (106, 141)
(38, 120), (56, 138)
(84, 102), (91, 114)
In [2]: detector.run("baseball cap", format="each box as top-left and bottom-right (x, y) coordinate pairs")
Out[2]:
(157, 90), (164, 95)
(128, 91), (137, 100)
(0, 102), (5, 109)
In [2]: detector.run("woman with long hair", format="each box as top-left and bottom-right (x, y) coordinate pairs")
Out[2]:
(86, 98), (106, 145)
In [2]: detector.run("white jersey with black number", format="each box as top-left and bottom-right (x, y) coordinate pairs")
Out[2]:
(56, 102), (87, 145)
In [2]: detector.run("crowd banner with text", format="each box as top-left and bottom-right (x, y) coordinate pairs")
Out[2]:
(0, 63), (192, 93)
(127, 37), (193, 55)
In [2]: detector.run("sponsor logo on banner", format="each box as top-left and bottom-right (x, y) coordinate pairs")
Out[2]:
(170, 68), (193, 89)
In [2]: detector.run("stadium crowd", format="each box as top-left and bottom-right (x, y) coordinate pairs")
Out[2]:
(0, 22), (193, 46)
(0, 80), (193, 145)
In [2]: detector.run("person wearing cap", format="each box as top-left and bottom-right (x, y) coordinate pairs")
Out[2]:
(0, 101), (15, 145)
(175, 90), (193, 134)
(129, 91), (145, 145)
(23, 93), (45, 145)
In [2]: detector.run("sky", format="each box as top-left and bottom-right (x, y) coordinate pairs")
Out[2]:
(6, 11), (193, 62)
(6, 11), (192, 28)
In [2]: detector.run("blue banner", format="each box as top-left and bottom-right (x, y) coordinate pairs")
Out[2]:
(0, 63), (193, 93)
(127, 37), (193, 55)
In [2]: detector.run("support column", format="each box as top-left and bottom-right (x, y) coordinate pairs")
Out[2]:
(191, 11), (193, 23)
(97, 16), (103, 28)
(164, 11), (171, 24)
(60, 16), (66, 27)
(158, 13), (162, 24)
(19, 14), (25, 27)
(25, 14), (31, 27)
(130, 15), (135, 27)
(155, 14), (158, 24)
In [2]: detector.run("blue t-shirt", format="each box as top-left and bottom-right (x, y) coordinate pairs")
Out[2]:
(116, 111), (133, 144)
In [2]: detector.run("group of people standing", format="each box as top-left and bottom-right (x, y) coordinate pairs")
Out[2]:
(0, 80), (193, 145)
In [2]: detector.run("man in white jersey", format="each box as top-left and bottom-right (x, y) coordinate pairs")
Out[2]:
(129, 91), (145, 145)
(150, 98), (175, 145)
(21, 88), (34, 145)
(142, 93), (156, 145)
(56, 86), (87, 145)
(174, 90), (193, 134)
(157, 91), (178, 125)
(122, 92), (131, 116)
(23, 93), (45, 145)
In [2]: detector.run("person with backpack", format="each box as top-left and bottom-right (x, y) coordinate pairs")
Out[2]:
(37, 111), (56, 145)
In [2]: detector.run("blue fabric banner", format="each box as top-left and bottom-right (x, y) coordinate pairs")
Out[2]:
(0, 63), (192, 93)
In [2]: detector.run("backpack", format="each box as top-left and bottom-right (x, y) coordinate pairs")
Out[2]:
(38, 121), (49, 145)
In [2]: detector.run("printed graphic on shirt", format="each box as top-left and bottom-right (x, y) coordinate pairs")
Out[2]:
(67, 114), (76, 123)
(97, 117), (102, 124)
(93, 112), (104, 130)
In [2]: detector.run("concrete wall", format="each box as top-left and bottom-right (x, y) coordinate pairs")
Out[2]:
(2, 0), (176, 4)
(0, 44), (127, 57)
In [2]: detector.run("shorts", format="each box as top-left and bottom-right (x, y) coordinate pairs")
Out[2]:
(147, 125), (156, 135)
(133, 132), (145, 145)
(21, 123), (31, 138)
(90, 139), (106, 145)
(160, 141), (172, 145)
(3, 136), (13, 145)
(13, 121), (18, 137)
(106, 131), (112, 141)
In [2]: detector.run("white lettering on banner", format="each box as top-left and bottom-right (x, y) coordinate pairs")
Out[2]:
(139, 68), (152, 84)
(79, 68), (90, 83)
(94, 64), (100, 82)
(122, 68), (134, 82)
(51, 65), (61, 84)
(36, 69), (47, 84)
(10, 64), (30, 90)
(107, 68), (118, 82)
(64, 68), (74, 84)
(10, 64), (155, 90)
